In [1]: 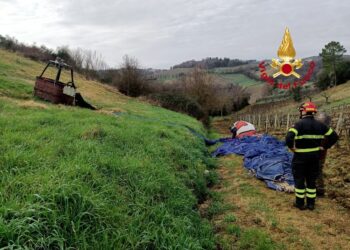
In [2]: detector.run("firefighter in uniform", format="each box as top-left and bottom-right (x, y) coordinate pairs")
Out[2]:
(285, 102), (338, 210)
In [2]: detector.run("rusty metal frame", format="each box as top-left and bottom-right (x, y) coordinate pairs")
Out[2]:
(39, 59), (76, 88)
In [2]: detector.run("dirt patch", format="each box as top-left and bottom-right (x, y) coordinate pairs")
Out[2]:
(207, 155), (350, 249)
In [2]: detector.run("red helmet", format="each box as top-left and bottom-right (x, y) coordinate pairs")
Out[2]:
(299, 102), (317, 113)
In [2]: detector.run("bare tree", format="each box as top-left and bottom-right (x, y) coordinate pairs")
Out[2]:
(321, 92), (331, 104)
(70, 48), (85, 70)
(78, 49), (108, 79)
(184, 67), (218, 113)
(115, 55), (145, 97)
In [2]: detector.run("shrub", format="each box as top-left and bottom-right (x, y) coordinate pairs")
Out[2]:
(149, 92), (205, 119)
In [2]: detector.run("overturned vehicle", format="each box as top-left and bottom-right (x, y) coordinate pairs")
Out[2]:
(34, 59), (96, 110)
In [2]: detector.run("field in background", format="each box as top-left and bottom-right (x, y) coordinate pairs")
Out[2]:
(152, 66), (265, 104)
(215, 73), (261, 87)
(237, 80), (350, 115)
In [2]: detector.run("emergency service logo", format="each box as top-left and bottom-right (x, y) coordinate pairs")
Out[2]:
(259, 28), (315, 89)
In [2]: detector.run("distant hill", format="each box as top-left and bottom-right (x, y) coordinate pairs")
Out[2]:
(172, 57), (255, 69)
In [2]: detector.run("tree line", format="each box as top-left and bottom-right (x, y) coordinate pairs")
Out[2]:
(108, 56), (249, 125)
(316, 41), (350, 90)
(172, 57), (253, 69)
(0, 35), (108, 80)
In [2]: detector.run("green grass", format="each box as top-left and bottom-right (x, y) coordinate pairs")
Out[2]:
(248, 201), (271, 213)
(322, 96), (350, 109)
(216, 73), (261, 87)
(223, 214), (236, 223)
(226, 224), (241, 236)
(0, 75), (32, 99)
(238, 183), (263, 197)
(238, 228), (281, 250)
(0, 98), (216, 249)
(0, 49), (218, 248)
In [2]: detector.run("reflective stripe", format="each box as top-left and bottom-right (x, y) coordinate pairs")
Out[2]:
(295, 135), (324, 140)
(325, 128), (333, 136)
(306, 193), (316, 198)
(306, 188), (316, 193)
(296, 193), (305, 198)
(294, 147), (320, 153)
(289, 128), (298, 135)
(295, 188), (305, 198)
(295, 188), (306, 193)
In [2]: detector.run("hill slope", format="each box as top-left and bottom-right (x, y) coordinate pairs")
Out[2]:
(236, 80), (350, 115)
(0, 49), (217, 249)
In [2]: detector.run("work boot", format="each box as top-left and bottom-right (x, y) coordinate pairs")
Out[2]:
(306, 198), (315, 211)
(293, 203), (306, 210)
(294, 197), (305, 210)
(306, 204), (315, 210)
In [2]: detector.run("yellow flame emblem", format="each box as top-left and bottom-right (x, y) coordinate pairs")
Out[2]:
(271, 28), (303, 78)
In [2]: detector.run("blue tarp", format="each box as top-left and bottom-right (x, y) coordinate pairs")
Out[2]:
(209, 135), (294, 191)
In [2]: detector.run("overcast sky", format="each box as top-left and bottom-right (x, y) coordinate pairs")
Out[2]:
(1, 0), (349, 68)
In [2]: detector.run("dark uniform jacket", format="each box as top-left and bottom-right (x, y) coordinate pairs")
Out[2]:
(285, 116), (339, 159)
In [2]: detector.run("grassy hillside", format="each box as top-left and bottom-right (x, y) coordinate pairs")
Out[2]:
(0, 49), (217, 249)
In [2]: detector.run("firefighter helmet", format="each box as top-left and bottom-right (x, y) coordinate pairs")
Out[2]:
(299, 102), (317, 113)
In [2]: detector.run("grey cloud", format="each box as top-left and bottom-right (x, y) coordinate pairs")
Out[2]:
(1, 0), (350, 68)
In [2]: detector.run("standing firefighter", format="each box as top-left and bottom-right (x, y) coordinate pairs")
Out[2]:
(285, 102), (338, 210)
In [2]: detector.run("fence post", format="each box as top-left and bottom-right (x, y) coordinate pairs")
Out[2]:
(335, 111), (343, 148)
(336, 111), (343, 134)
(274, 114), (278, 129)
(344, 127), (350, 150)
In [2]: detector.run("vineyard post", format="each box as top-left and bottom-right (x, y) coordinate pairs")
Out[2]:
(335, 111), (343, 148)
(274, 114), (278, 129)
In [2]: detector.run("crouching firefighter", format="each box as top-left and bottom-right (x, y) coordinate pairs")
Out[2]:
(285, 102), (338, 210)
(230, 121), (256, 139)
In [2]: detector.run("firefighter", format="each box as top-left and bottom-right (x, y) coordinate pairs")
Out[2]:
(204, 120), (256, 146)
(230, 121), (256, 139)
(285, 102), (338, 210)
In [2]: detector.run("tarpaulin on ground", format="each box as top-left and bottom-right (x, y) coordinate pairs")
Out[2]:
(208, 135), (294, 192)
